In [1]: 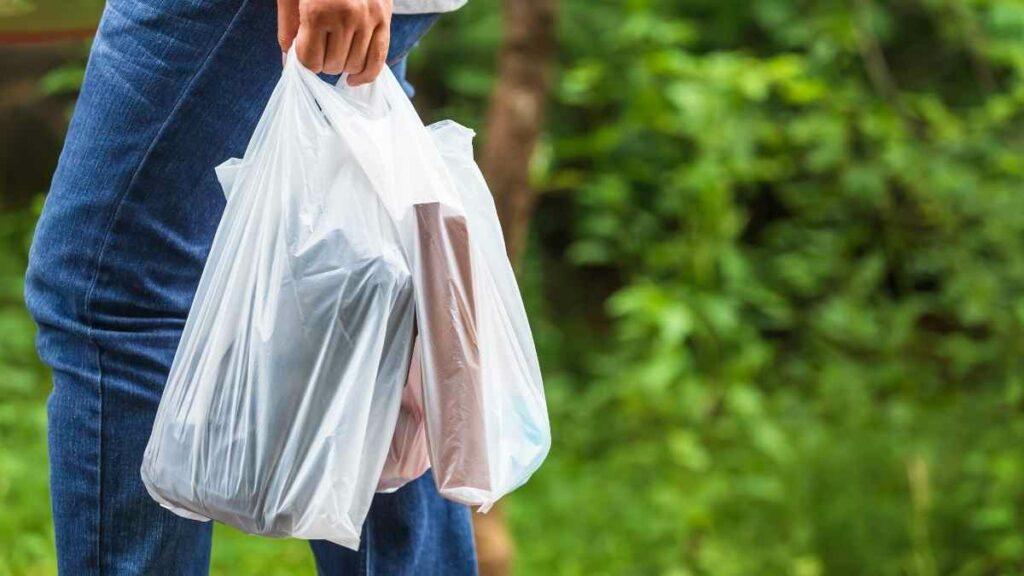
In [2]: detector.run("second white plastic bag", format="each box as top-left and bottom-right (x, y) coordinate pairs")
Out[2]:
(372, 117), (552, 510)
(416, 120), (551, 510)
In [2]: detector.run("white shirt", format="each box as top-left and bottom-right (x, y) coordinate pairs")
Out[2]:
(393, 0), (467, 14)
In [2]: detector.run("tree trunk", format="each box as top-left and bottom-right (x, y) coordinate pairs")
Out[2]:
(473, 0), (557, 575)
(479, 0), (557, 265)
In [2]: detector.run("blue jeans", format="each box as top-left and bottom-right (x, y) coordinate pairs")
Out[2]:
(24, 1), (476, 574)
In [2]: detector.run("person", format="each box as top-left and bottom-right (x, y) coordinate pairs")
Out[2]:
(24, 0), (477, 573)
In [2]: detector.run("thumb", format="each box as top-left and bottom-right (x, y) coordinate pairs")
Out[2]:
(277, 0), (300, 52)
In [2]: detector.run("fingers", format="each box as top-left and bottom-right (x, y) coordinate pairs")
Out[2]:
(277, 0), (301, 52)
(344, 27), (371, 75)
(323, 28), (354, 75)
(348, 25), (389, 86)
(287, 0), (392, 82)
(295, 24), (327, 73)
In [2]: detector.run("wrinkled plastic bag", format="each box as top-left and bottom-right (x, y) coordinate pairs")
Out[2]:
(374, 118), (551, 509)
(141, 52), (419, 550)
(376, 338), (430, 493)
(143, 49), (550, 548)
(413, 120), (550, 510)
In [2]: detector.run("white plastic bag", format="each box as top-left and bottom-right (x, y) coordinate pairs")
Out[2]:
(414, 120), (550, 510)
(141, 53), (418, 549)
(372, 119), (552, 509)
(143, 49), (551, 548)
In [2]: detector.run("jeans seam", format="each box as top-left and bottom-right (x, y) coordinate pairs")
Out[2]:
(94, 343), (105, 574)
(80, 0), (252, 345)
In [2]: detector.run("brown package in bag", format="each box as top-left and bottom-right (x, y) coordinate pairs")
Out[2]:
(377, 338), (431, 493)
(413, 201), (492, 501)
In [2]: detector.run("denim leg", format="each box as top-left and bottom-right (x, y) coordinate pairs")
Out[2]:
(386, 12), (440, 97)
(309, 473), (478, 575)
(25, 0), (470, 573)
(27, 0), (278, 572)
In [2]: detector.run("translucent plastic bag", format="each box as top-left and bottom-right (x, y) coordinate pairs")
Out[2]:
(376, 338), (430, 493)
(373, 119), (551, 509)
(143, 49), (551, 549)
(141, 53), (419, 549)
(414, 120), (550, 510)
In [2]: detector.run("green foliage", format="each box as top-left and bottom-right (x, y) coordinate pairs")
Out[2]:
(0, 201), (54, 576)
(0, 0), (104, 33)
(38, 64), (85, 97)
(424, 0), (1024, 574)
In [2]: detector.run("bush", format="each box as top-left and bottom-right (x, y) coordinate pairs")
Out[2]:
(425, 0), (1024, 573)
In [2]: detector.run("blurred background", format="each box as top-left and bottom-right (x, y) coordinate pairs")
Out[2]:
(4, 0), (1024, 574)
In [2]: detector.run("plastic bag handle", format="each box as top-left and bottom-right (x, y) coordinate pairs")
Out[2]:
(285, 48), (394, 120)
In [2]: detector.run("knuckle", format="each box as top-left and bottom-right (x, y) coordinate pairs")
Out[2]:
(301, 58), (322, 73)
(302, 0), (387, 28)
(302, 0), (336, 25)
(336, 0), (360, 17)
(301, 4), (323, 24)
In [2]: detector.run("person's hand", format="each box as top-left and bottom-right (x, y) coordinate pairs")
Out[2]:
(277, 0), (392, 85)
